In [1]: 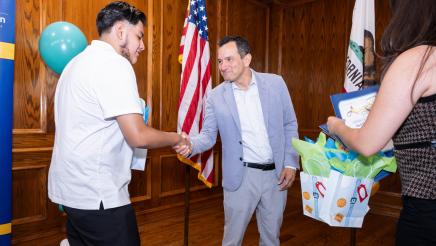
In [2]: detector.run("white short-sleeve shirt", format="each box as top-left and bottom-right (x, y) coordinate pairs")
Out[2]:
(48, 40), (142, 210)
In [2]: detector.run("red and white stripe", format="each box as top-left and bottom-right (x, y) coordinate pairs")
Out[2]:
(177, 0), (214, 187)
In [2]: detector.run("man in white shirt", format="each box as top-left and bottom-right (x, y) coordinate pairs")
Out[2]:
(176, 36), (299, 245)
(48, 2), (188, 245)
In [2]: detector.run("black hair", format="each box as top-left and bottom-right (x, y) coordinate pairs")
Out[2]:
(96, 1), (146, 36)
(218, 36), (251, 57)
(380, 0), (436, 78)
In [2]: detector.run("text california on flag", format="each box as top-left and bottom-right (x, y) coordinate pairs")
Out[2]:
(177, 0), (214, 187)
(344, 0), (376, 92)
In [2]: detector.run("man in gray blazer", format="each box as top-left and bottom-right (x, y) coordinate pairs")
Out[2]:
(177, 36), (299, 246)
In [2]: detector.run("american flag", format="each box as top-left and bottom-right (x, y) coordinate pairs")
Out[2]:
(177, 0), (214, 188)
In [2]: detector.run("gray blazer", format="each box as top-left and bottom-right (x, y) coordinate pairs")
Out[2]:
(191, 70), (299, 191)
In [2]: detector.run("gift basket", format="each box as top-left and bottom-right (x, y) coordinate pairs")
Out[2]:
(292, 133), (397, 228)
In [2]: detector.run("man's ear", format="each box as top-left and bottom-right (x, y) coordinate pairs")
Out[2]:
(243, 53), (252, 67)
(113, 21), (127, 43)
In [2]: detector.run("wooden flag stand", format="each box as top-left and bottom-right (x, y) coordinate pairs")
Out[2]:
(184, 165), (191, 246)
(350, 228), (356, 246)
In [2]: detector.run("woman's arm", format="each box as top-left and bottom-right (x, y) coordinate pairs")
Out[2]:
(328, 46), (433, 156)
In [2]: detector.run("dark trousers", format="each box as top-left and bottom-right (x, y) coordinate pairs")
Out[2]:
(396, 196), (436, 246)
(63, 203), (140, 246)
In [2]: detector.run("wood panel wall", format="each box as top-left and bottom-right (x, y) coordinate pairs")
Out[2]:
(11, 0), (400, 244)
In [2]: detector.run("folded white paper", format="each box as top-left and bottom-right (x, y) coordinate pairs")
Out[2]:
(131, 98), (148, 171)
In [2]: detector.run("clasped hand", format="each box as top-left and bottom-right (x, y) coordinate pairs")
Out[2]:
(173, 132), (192, 157)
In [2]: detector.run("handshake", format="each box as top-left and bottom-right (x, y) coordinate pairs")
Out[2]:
(173, 132), (192, 157)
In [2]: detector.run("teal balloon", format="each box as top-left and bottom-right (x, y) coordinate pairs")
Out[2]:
(38, 22), (87, 74)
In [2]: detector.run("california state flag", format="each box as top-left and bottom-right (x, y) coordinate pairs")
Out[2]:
(344, 0), (376, 92)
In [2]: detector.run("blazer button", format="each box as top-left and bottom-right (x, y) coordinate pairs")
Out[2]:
(239, 157), (243, 161)
(239, 141), (242, 144)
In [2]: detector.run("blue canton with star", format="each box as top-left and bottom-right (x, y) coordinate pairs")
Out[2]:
(187, 0), (209, 40)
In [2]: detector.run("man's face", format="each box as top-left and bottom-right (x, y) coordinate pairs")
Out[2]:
(120, 21), (145, 64)
(217, 42), (249, 82)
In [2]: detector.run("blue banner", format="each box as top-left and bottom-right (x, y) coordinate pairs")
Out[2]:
(0, 0), (16, 245)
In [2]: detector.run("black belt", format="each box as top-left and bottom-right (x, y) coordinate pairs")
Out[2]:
(243, 162), (275, 171)
(394, 140), (436, 150)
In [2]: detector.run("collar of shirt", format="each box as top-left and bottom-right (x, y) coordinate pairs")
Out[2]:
(231, 70), (256, 91)
(90, 40), (117, 52)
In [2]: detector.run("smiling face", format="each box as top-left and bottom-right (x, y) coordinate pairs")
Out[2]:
(217, 41), (251, 83)
(119, 21), (145, 64)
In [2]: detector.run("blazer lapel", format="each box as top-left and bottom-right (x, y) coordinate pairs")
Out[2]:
(223, 82), (241, 131)
(255, 72), (270, 129)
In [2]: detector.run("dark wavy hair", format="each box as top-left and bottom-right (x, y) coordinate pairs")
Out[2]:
(218, 36), (251, 58)
(96, 1), (146, 36)
(380, 0), (436, 79)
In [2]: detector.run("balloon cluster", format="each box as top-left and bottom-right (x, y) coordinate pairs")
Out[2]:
(39, 22), (87, 74)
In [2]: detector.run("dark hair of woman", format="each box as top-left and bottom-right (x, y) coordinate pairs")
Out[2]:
(380, 0), (436, 81)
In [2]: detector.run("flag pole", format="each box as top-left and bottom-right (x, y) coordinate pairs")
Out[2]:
(178, 1), (214, 244)
(350, 228), (356, 246)
(184, 165), (191, 246)
(345, 0), (375, 245)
